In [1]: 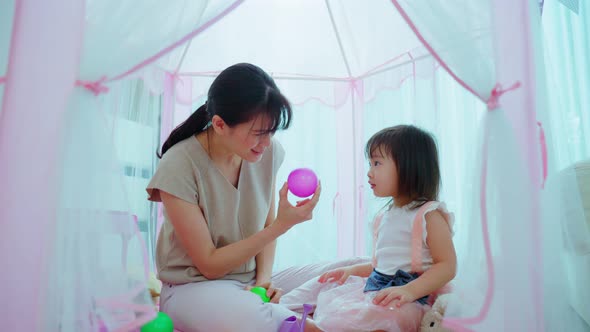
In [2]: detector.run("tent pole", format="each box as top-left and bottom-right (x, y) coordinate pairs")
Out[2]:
(324, 0), (353, 77)
(174, 39), (192, 74)
(358, 53), (431, 80)
(178, 54), (435, 82)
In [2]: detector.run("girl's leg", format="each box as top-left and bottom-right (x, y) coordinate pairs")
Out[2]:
(272, 256), (369, 294)
(304, 318), (323, 332)
(160, 280), (295, 332)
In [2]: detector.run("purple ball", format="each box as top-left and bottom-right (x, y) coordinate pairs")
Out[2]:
(287, 168), (318, 198)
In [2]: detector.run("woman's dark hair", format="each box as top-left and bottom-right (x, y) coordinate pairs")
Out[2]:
(365, 125), (441, 207)
(157, 63), (292, 158)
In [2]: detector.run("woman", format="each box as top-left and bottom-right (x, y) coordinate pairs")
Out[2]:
(147, 63), (362, 331)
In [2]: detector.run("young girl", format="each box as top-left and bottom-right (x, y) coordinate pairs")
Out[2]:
(280, 125), (456, 332)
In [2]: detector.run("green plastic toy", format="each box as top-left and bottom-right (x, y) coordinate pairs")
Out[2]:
(250, 286), (270, 302)
(140, 312), (174, 332)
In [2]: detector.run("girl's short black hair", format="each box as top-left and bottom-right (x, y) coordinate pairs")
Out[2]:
(366, 125), (441, 206)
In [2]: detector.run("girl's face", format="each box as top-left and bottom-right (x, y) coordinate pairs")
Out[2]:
(367, 146), (399, 198)
(222, 114), (274, 163)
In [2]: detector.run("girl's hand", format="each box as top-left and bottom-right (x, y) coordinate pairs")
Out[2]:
(245, 282), (284, 304)
(372, 285), (418, 308)
(318, 266), (353, 284)
(276, 181), (321, 229)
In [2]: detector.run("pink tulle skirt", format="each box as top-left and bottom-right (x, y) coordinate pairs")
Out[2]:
(313, 276), (428, 332)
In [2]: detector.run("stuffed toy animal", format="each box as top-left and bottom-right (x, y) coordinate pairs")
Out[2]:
(147, 272), (162, 306)
(420, 294), (453, 332)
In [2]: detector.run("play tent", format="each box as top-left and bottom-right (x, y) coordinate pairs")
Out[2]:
(0, 0), (588, 331)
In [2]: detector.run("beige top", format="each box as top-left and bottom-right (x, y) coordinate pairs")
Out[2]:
(146, 136), (285, 284)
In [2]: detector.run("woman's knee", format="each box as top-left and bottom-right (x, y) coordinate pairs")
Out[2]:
(163, 284), (292, 332)
(171, 303), (290, 332)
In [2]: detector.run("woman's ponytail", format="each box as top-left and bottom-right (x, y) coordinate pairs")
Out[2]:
(157, 103), (209, 158)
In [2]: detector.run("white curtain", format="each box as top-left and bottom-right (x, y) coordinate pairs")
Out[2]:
(0, 2), (86, 332)
(45, 0), (242, 324)
(0, 0), (13, 109)
(104, 79), (162, 271)
(540, 1), (590, 329)
(541, 0), (590, 170)
(0, 0), (242, 331)
(390, 0), (496, 99)
(390, 0), (548, 330)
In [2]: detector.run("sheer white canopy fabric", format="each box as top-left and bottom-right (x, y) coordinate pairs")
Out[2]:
(0, 2), (86, 332)
(0, 1), (240, 331)
(0, 1), (13, 78)
(389, 1), (549, 330)
(46, 2), (245, 329)
(1, 0), (588, 331)
(391, 0), (496, 100)
(177, 0), (422, 78)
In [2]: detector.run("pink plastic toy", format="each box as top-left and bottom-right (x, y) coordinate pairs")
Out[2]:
(287, 168), (318, 198)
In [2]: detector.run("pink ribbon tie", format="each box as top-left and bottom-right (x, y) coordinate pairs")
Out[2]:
(486, 81), (521, 110)
(76, 76), (110, 96)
